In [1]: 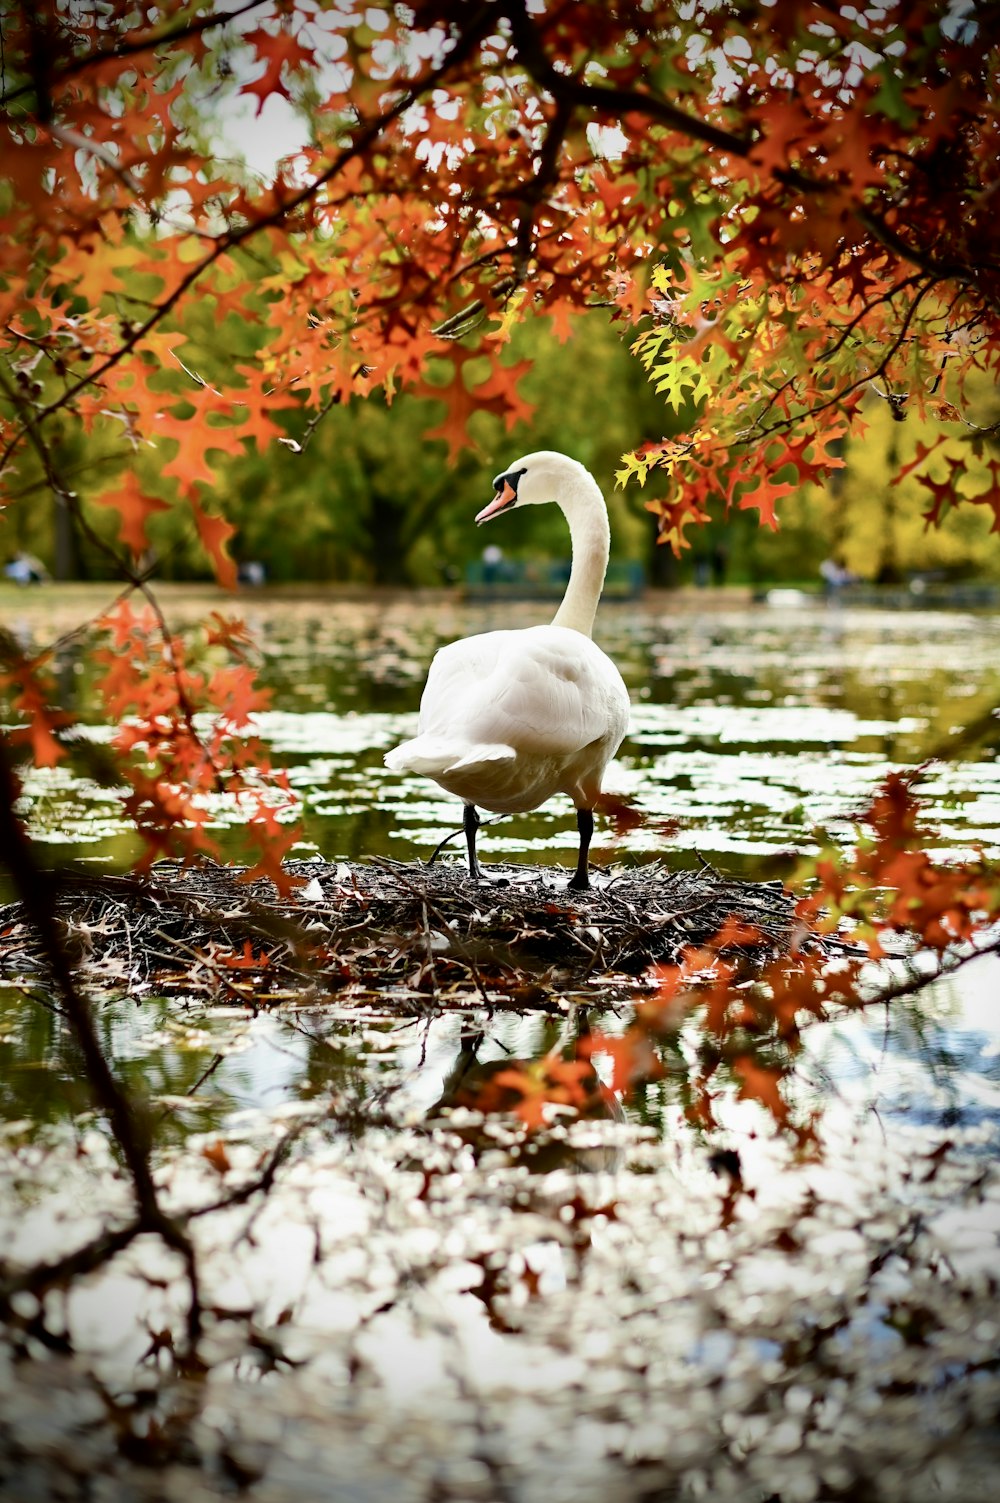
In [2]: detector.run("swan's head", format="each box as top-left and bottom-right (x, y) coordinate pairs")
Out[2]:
(475, 450), (590, 525)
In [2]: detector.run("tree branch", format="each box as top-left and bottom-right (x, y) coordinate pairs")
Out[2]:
(738, 278), (937, 446)
(501, 0), (991, 302)
(502, 0), (751, 159)
(0, 0), (272, 110)
(0, 4), (498, 479)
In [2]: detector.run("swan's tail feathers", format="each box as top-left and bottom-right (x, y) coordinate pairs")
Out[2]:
(385, 737), (515, 777)
(445, 743), (516, 773)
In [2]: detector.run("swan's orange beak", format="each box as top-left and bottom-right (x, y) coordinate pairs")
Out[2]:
(475, 479), (518, 524)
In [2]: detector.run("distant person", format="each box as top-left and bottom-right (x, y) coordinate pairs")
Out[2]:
(237, 560), (266, 586)
(3, 552), (49, 585)
(711, 542), (728, 586)
(820, 555), (855, 596)
(482, 542), (504, 584)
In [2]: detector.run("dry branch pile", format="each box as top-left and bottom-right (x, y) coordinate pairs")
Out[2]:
(0, 857), (804, 1008)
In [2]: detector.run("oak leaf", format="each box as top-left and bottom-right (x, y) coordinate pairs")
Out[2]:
(187, 493), (237, 589)
(94, 473), (171, 558)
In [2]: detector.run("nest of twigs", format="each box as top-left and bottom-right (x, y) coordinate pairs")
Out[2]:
(0, 856), (807, 1010)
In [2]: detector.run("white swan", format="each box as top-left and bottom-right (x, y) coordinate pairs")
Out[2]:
(384, 451), (630, 889)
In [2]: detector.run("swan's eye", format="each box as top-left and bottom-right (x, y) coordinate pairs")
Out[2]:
(491, 466), (526, 499)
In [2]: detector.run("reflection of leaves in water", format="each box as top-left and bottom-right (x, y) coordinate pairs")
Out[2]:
(454, 1051), (617, 1131)
(1, 1091), (997, 1500)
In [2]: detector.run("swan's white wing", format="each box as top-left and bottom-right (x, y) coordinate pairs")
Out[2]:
(384, 734), (514, 776)
(417, 626), (626, 758)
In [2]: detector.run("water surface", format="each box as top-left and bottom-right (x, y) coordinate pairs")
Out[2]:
(2, 586), (999, 1500)
(9, 588), (1000, 872)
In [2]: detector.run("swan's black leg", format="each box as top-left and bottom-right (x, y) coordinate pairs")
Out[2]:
(569, 807), (594, 890)
(464, 804), (482, 880)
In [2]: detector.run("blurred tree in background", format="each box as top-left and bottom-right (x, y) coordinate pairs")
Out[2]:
(7, 308), (998, 587)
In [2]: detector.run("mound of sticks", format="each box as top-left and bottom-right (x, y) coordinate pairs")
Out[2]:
(0, 856), (807, 1009)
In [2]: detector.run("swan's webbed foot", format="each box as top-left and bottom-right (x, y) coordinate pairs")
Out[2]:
(464, 804), (483, 881)
(569, 807), (594, 890)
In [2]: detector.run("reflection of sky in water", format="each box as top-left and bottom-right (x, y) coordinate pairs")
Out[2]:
(3, 993), (997, 1499)
(7, 951), (1000, 1149)
(797, 951), (1000, 1134)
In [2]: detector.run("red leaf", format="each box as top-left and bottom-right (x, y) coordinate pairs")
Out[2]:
(188, 492), (237, 588)
(242, 28), (316, 116)
(222, 940), (271, 970)
(202, 1140), (231, 1173)
(1, 655), (71, 767)
(732, 1055), (790, 1124)
(94, 473), (170, 558)
(580, 1028), (663, 1094)
(423, 358), (534, 461)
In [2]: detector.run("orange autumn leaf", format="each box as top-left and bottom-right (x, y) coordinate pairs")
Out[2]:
(460, 1053), (610, 1131)
(422, 358), (534, 462)
(241, 27), (317, 116)
(732, 1055), (790, 1125)
(201, 1140), (231, 1174)
(188, 493), (237, 589)
(221, 941), (271, 971)
(800, 772), (999, 953)
(94, 473), (171, 558)
(580, 1028), (664, 1095)
(0, 655), (71, 768)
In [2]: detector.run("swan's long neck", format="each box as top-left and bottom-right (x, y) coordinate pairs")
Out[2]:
(550, 473), (611, 637)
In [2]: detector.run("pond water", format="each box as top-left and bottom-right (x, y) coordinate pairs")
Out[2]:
(9, 587), (1000, 874)
(1, 587), (999, 1501)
